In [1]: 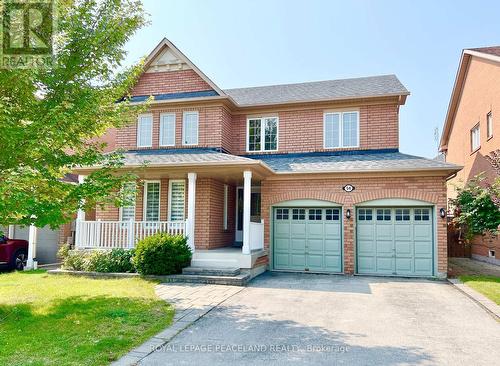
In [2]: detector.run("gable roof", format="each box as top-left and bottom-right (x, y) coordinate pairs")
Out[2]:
(440, 46), (500, 151)
(134, 38), (409, 107)
(224, 75), (409, 106)
(142, 38), (226, 97)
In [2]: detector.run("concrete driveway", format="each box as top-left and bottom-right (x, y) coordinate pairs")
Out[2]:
(140, 273), (500, 366)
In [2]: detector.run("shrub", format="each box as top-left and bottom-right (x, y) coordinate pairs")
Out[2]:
(58, 244), (136, 273)
(133, 233), (192, 275)
(86, 248), (136, 273)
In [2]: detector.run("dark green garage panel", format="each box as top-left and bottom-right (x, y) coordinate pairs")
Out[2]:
(356, 207), (434, 276)
(273, 207), (342, 273)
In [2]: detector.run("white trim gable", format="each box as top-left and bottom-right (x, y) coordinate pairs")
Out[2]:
(143, 38), (226, 97)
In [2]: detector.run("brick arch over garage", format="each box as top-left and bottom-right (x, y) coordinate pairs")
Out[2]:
(265, 189), (440, 208)
(351, 189), (441, 205)
(266, 191), (346, 207)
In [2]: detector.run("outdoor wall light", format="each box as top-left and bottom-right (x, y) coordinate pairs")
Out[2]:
(346, 209), (351, 219)
(439, 208), (446, 219)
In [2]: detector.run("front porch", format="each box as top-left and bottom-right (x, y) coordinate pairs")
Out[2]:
(74, 160), (271, 270)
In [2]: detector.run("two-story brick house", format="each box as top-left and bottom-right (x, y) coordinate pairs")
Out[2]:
(440, 46), (500, 265)
(74, 38), (460, 278)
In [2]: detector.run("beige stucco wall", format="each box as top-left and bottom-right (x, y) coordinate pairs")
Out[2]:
(446, 56), (500, 198)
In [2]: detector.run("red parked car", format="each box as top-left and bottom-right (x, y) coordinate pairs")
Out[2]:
(0, 235), (28, 270)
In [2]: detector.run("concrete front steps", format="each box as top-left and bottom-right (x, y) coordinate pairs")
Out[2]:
(163, 266), (251, 286)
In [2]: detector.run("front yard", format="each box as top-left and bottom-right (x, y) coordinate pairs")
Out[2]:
(0, 270), (174, 366)
(448, 258), (500, 305)
(459, 275), (500, 305)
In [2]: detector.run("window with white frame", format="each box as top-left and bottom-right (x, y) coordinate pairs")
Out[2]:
(169, 180), (185, 221)
(144, 181), (160, 222)
(247, 117), (278, 152)
(182, 111), (199, 145)
(487, 112), (493, 139)
(160, 113), (176, 146)
(471, 124), (480, 151)
(120, 182), (136, 222)
(137, 114), (153, 147)
(324, 111), (359, 148)
(223, 184), (228, 230)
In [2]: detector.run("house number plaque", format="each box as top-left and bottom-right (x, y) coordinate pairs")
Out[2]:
(343, 184), (355, 192)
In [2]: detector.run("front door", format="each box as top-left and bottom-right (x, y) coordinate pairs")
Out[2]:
(235, 187), (261, 242)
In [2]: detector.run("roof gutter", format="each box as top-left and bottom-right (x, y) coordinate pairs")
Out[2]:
(273, 165), (463, 175)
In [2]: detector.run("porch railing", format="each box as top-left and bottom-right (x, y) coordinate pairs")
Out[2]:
(249, 219), (264, 251)
(75, 220), (186, 249)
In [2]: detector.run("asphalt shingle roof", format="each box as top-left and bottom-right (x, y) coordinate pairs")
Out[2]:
(117, 149), (460, 174)
(119, 149), (257, 166)
(254, 152), (460, 173)
(224, 75), (409, 106)
(469, 46), (500, 57)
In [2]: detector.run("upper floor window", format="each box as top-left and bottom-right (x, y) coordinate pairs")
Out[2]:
(487, 112), (493, 139)
(471, 124), (480, 152)
(137, 114), (153, 147)
(160, 113), (176, 146)
(247, 117), (278, 152)
(324, 111), (359, 148)
(183, 111), (199, 145)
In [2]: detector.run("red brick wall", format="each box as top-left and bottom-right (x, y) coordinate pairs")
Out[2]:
(195, 178), (235, 249)
(471, 234), (500, 260)
(261, 175), (448, 275)
(115, 105), (227, 150)
(230, 104), (399, 155)
(131, 70), (214, 96)
(113, 103), (399, 154)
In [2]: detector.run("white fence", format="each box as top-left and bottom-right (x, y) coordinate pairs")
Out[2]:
(75, 220), (186, 249)
(249, 220), (264, 251)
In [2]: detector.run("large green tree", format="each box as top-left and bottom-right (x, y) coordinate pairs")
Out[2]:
(0, 0), (148, 228)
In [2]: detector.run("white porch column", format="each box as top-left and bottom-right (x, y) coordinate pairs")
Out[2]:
(7, 225), (14, 238)
(25, 223), (36, 270)
(242, 170), (252, 255)
(187, 172), (197, 252)
(75, 175), (86, 248)
(76, 175), (86, 221)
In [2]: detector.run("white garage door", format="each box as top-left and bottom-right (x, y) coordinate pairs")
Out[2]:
(10, 226), (60, 264)
(356, 207), (434, 276)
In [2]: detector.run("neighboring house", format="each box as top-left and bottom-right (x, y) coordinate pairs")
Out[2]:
(74, 38), (460, 278)
(440, 46), (500, 265)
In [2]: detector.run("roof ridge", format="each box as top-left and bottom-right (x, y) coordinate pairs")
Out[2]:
(223, 74), (400, 92)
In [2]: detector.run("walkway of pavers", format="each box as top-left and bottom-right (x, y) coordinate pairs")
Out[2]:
(111, 283), (244, 366)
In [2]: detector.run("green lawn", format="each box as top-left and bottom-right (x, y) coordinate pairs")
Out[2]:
(459, 275), (500, 305)
(0, 270), (174, 366)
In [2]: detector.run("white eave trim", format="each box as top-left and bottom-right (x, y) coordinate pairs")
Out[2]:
(464, 49), (500, 64)
(273, 165), (463, 175)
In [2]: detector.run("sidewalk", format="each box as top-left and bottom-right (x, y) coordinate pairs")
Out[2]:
(111, 283), (244, 366)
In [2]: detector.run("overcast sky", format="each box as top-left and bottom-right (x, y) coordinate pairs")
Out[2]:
(123, 0), (500, 158)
